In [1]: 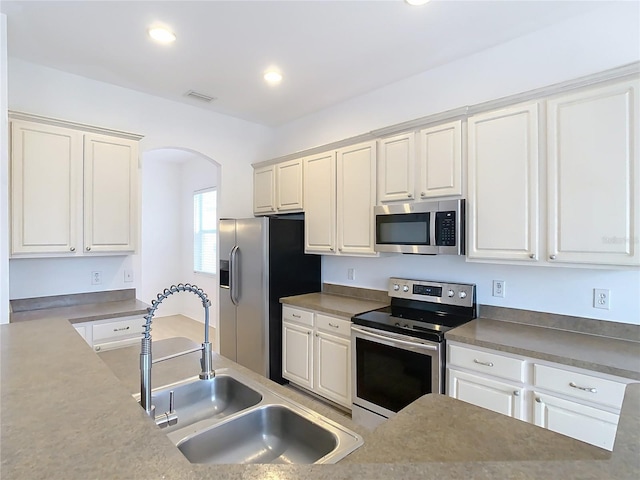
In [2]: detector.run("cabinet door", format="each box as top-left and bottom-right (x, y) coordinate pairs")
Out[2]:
(533, 392), (619, 451)
(253, 165), (276, 214)
(276, 159), (304, 212)
(467, 103), (539, 261)
(11, 121), (82, 255)
(547, 80), (640, 266)
(337, 141), (377, 255)
(304, 151), (336, 254)
(315, 331), (351, 408)
(377, 133), (415, 203)
(84, 133), (138, 253)
(282, 321), (313, 389)
(418, 120), (462, 199)
(448, 368), (525, 420)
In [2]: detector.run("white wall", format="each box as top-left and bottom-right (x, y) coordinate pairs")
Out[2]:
(267, 2), (640, 157)
(271, 3), (640, 325)
(139, 150), (219, 323)
(7, 58), (271, 300)
(139, 152), (183, 316)
(0, 14), (9, 323)
(180, 156), (219, 324)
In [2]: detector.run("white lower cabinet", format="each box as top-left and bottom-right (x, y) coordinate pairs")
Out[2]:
(533, 392), (619, 451)
(447, 341), (630, 450)
(282, 320), (313, 389)
(448, 369), (525, 420)
(73, 315), (145, 352)
(282, 306), (352, 408)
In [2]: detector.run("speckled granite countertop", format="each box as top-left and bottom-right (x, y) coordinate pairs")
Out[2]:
(2, 318), (639, 479)
(280, 288), (388, 318)
(446, 318), (640, 381)
(10, 289), (149, 324)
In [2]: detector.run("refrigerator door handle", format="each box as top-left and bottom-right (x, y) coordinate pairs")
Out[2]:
(230, 245), (240, 305)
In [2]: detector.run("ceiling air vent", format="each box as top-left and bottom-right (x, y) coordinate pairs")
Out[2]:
(184, 90), (216, 103)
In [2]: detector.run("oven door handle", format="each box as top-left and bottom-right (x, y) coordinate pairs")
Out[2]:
(351, 326), (438, 351)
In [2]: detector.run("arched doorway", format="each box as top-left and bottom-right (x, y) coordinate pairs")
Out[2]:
(139, 147), (221, 347)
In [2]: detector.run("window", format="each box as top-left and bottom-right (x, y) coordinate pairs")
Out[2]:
(194, 188), (217, 274)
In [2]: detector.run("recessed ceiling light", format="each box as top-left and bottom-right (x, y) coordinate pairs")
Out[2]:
(264, 70), (283, 85)
(148, 27), (176, 44)
(405, 0), (430, 5)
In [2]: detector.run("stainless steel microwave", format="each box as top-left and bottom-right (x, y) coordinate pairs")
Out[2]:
(374, 199), (465, 255)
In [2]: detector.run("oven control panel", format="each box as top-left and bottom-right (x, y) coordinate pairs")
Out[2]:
(388, 277), (475, 308)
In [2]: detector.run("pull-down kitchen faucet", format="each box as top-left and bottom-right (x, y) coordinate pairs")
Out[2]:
(139, 283), (215, 421)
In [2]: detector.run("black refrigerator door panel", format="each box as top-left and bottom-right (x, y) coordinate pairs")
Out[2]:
(267, 217), (321, 383)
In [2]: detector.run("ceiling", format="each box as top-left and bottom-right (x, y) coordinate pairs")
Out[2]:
(1, 1), (609, 127)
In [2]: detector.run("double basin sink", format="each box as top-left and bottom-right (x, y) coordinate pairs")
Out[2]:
(134, 368), (363, 465)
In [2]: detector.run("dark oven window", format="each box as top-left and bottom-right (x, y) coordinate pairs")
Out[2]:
(376, 213), (430, 245)
(355, 337), (433, 412)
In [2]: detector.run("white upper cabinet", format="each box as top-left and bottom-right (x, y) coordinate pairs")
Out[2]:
(304, 141), (377, 256)
(304, 151), (337, 253)
(253, 164), (276, 214)
(546, 79), (640, 266)
(467, 102), (540, 262)
(83, 133), (138, 253)
(377, 132), (415, 203)
(11, 121), (82, 255)
(275, 158), (304, 212)
(253, 159), (304, 215)
(10, 116), (140, 257)
(417, 120), (463, 199)
(336, 141), (377, 255)
(377, 120), (462, 204)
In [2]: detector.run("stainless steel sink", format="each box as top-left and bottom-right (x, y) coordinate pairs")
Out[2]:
(134, 373), (262, 433)
(177, 405), (339, 464)
(153, 368), (363, 464)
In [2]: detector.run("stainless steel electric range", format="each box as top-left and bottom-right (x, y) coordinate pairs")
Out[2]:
(351, 277), (477, 429)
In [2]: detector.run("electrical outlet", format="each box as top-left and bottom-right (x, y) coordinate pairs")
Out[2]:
(594, 288), (610, 310)
(91, 271), (102, 285)
(347, 268), (355, 280)
(492, 280), (505, 298)
(124, 270), (134, 283)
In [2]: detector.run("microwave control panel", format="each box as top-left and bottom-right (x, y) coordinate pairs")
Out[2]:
(435, 211), (456, 246)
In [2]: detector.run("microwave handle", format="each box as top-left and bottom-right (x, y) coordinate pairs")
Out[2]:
(430, 211), (437, 246)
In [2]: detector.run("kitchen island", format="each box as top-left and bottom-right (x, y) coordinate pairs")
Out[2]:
(1, 317), (639, 479)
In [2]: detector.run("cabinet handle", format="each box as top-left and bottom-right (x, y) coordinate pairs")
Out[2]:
(569, 382), (597, 394)
(292, 314), (301, 318)
(535, 397), (542, 403)
(70, 247), (76, 252)
(420, 192), (426, 197)
(529, 253), (535, 259)
(407, 194), (412, 198)
(86, 246), (91, 251)
(113, 326), (130, 332)
(315, 333), (319, 337)
(549, 254), (556, 260)
(307, 331), (311, 335)
(330, 247), (334, 252)
(95, 346), (101, 352)
(473, 359), (494, 367)
(338, 247), (343, 252)
(328, 322), (340, 329)
(513, 391), (520, 396)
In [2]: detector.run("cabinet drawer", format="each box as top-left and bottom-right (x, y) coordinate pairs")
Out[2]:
(92, 316), (144, 343)
(533, 364), (626, 410)
(316, 314), (351, 338)
(282, 305), (313, 327)
(448, 344), (525, 382)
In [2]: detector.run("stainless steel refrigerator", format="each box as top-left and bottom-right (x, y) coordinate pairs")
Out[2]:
(219, 216), (321, 383)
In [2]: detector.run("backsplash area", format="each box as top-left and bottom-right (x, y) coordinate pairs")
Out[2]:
(321, 255), (640, 325)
